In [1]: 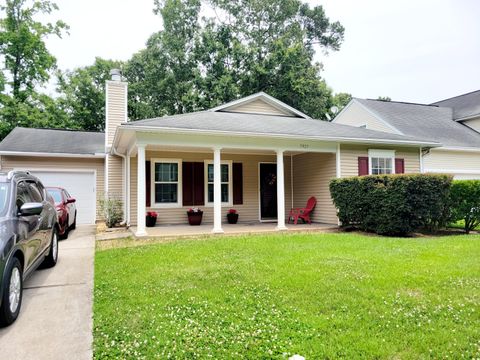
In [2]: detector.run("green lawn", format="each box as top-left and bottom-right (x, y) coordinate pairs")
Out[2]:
(94, 233), (480, 359)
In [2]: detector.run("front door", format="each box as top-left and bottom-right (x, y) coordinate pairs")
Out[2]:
(259, 163), (277, 220)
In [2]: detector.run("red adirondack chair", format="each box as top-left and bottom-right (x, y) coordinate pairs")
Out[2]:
(288, 197), (317, 225)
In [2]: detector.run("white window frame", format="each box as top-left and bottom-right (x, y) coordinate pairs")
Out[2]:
(150, 158), (182, 208)
(368, 149), (396, 175)
(204, 160), (233, 207)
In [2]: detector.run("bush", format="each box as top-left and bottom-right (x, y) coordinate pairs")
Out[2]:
(99, 192), (124, 228)
(329, 174), (452, 235)
(449, 180), (480, 234)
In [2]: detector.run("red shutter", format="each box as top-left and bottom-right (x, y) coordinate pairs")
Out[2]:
(193, 162), (204, 205)
(358, 157), (369, 176)
(395, 158), (405, 174)
(233, 163), (243, 205)
(146, 161), (151, 207)
(182, 162), (194, 206)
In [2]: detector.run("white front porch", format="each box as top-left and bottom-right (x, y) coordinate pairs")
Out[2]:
(130, 222), (338, 239)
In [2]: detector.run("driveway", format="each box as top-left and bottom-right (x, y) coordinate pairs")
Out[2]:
(0, 225), (95, 360)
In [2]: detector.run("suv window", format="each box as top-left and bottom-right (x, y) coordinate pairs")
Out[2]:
(16, 182), (34, 213)
(28, 182), (43, 202)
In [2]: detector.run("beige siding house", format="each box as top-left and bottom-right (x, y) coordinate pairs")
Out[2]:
(0, 72), (439, 235)
(333, 92), (480, 180)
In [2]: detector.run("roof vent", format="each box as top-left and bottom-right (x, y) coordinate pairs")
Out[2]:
(110, 69), (122, 81)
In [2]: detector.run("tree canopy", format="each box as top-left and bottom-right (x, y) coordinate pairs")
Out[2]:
(0, 0), (347, 140)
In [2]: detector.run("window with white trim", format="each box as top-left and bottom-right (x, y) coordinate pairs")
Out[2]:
(368, 149), (395, 175)
(205, 161), (232, 205)
(152, 160), (181, 206)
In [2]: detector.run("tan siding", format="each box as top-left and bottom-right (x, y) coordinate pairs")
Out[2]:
(106, 81), (127, 147)
(0, 156), (105, 219)
(423, 149), (480, 173)
(340, 145), (420, 177)
(228, 99), (294, 117)
(292, 153), (337, 224)
(129, 151), (293, 226)
(107, 154), (123, 199)
(334, 102), (396, 133)
(462, 117), (480, 133)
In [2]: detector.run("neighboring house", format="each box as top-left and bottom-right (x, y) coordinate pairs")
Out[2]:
(0, 72), (438, 235)
(333, 90), (480, 180)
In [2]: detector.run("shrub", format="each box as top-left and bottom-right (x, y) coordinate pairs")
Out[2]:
(329, 174), (452, 235)
(449, 180), (480, 234)
(99, 192), (123, 228)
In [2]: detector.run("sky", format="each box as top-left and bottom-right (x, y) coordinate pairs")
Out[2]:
(43, 0), (480, 104)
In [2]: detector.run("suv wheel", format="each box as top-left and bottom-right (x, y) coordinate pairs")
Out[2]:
(70, 212), (77, 230)
(0, 257), (23, 327)
(43, 229), (58, 268)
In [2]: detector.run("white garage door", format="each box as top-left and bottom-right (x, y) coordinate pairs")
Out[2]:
(31, 171), (96, 225)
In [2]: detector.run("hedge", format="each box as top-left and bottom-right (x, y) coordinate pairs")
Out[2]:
(449, 180), (480, 234)
(329, 174), (452, 235)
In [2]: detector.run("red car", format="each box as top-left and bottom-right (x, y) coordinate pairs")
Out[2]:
(46, 187), (77, 239)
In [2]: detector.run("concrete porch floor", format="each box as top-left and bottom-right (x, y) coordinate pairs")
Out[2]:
(130, 221), (338, 239)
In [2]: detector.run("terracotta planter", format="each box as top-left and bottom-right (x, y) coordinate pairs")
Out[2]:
(187, 211), (203, 225)
(146, 216), (157, 227)
(227, 213), (239, 224)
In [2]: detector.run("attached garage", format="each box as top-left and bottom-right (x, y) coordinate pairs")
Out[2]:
(0, 127), (106, 225)
(30, 170), (97, 224)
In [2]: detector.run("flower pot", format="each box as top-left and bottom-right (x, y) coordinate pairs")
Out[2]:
(146, 216), (157, 227)
(187, 211), (203, 225)
(227, 213), (239, 224)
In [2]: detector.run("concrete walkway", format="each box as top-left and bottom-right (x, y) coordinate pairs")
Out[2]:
(0, 225), (96, 360)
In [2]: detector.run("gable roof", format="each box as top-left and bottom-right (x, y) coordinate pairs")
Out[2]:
(351, 98), (480, 148)
(432, 90), (480, 121)
(122, 111), (439, 146)
(0, 127), (105, 156)
(209, 92), (311, 119)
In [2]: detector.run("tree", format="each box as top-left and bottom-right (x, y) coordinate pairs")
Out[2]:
(126, 0), (345, 120)
(0, 0), (69, 139)
(56, 57), (123, 131)
(377, 96), (391, 101)
(332, 92), (352, 110)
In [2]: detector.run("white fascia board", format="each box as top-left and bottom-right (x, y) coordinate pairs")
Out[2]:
(330, 100), (355, 123)
(0, 151), (105, 158)
(123, 125), (441, 148)
(209, 92), (311, 119)
(431, 146), (480, 153)
(454, 114), (480, 122)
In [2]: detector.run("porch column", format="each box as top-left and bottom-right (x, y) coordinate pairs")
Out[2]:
(276, 149), (287, 230)
(212, 147), (224, 233)
(136, 144), (147, 236)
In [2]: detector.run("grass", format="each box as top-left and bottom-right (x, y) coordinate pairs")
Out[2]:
(94, 233), (480, 359)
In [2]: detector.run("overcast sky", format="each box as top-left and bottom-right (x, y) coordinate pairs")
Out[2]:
(44, 0), (479, 104)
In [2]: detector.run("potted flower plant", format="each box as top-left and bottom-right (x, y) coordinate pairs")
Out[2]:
(226, 209), (239, 224)
(187, 208), (203, 225)
(146, 211), (158, 227)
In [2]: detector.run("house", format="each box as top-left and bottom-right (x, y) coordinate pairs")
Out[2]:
(332, 90), (480, 179)
(0, 71), (439, 236)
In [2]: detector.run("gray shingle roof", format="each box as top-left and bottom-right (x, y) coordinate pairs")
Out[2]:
(123, 111), (439, 145)
(432, 90), (480, 120)
(0, 127), (105, 155)
(354, 98), (480, 148)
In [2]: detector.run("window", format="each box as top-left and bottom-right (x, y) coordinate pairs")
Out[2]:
(152, 159), (181, 206)
(16, 182), (33, 213)
(205, 161), (232, 205)
(359, 124), (367, 129)
(368, 149), (395, 175)
(28, 182), (44, 202)
(48, 189), (64, 204)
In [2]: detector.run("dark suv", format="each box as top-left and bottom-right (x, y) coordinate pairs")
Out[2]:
(0, 171), (59, 326)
